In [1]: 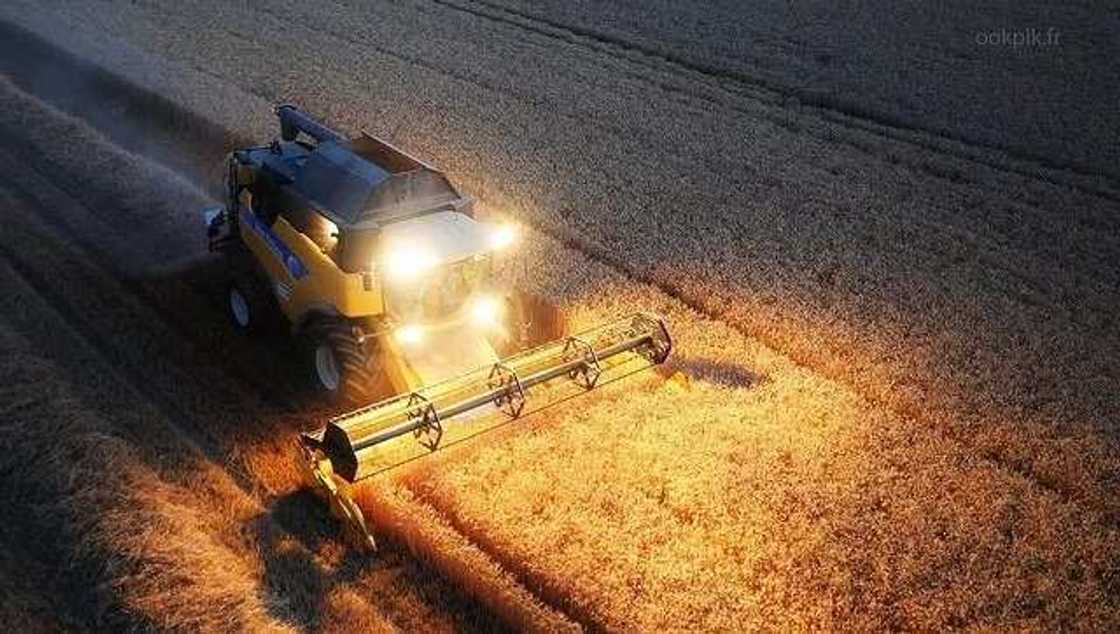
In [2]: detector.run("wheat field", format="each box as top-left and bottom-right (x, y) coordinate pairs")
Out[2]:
(1, 1), (1118, 630)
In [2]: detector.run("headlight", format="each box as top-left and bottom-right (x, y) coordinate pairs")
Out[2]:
(395, 324), (424, 345)
(383, 245), (438, 280)
(489, 223), (517, 251)
(470, 295), (502, 327)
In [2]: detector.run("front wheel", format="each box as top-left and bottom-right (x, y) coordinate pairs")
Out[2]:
(303, 319), (380, 406)
(225, 247), (276, 335)
(226, 275), (274, 334)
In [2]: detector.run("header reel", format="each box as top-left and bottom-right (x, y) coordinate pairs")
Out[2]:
(301, 312), (670, 481)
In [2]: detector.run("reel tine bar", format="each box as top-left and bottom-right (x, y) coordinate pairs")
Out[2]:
(563, 335), (602, 389)
(407, 392), (443, 451)
(488, 362), (527, 418)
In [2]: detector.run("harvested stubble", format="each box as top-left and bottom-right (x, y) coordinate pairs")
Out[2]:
(3, 2), (1119, 629)
(0, 311), (291, 631)
(0, 79), (490, 632)
(0, 525), (77, 632)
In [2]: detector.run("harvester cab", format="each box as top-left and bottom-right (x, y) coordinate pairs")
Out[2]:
(204, 105), (672, 550)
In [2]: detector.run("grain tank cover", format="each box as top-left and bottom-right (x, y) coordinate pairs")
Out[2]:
(273, 105), (467, 227)
(295, 141), (392, 222)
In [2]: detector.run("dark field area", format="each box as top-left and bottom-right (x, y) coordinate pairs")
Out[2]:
(1, 1), (1118, 630)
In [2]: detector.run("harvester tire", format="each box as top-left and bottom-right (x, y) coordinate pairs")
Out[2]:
(227, 272), (274, 334)
(504, 291), (569, 353)
(303, 318), (379, 406)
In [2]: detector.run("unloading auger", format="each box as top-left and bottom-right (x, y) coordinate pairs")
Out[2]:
(204, 104), (672, 550)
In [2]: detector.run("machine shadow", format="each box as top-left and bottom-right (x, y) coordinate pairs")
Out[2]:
(252, 488), (513, 633)
(249, 490), (366, 631)
(132, 254), (354, 440)
(253, 493), (329, 629)
(662, 355), (766, 389)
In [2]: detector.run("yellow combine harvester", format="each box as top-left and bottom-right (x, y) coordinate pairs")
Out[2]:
(204, 105), (671, 549)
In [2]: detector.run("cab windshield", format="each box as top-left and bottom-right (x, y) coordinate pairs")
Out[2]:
(383, 255), (492, 324)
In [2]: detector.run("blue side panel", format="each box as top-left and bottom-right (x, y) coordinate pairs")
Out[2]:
(241, 208), (309, 280)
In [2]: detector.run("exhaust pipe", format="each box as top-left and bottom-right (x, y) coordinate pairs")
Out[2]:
(275, 104), (345, 144)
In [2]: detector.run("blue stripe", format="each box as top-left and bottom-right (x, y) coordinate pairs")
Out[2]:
(241, 209), (309, 280)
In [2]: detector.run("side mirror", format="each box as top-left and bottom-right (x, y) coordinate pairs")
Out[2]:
(201, 204), (225, 231)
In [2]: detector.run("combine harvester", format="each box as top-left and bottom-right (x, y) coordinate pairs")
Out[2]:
(204, 105), (672, 549)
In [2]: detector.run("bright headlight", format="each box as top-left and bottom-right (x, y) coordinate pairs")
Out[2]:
(489, 223), (517, 251)
(383, 245), (438, 280)
(395, 324), (424, 345)
(470, 295), (502, 326)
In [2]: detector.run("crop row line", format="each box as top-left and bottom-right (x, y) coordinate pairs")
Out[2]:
(430, 0), (1120, 204)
